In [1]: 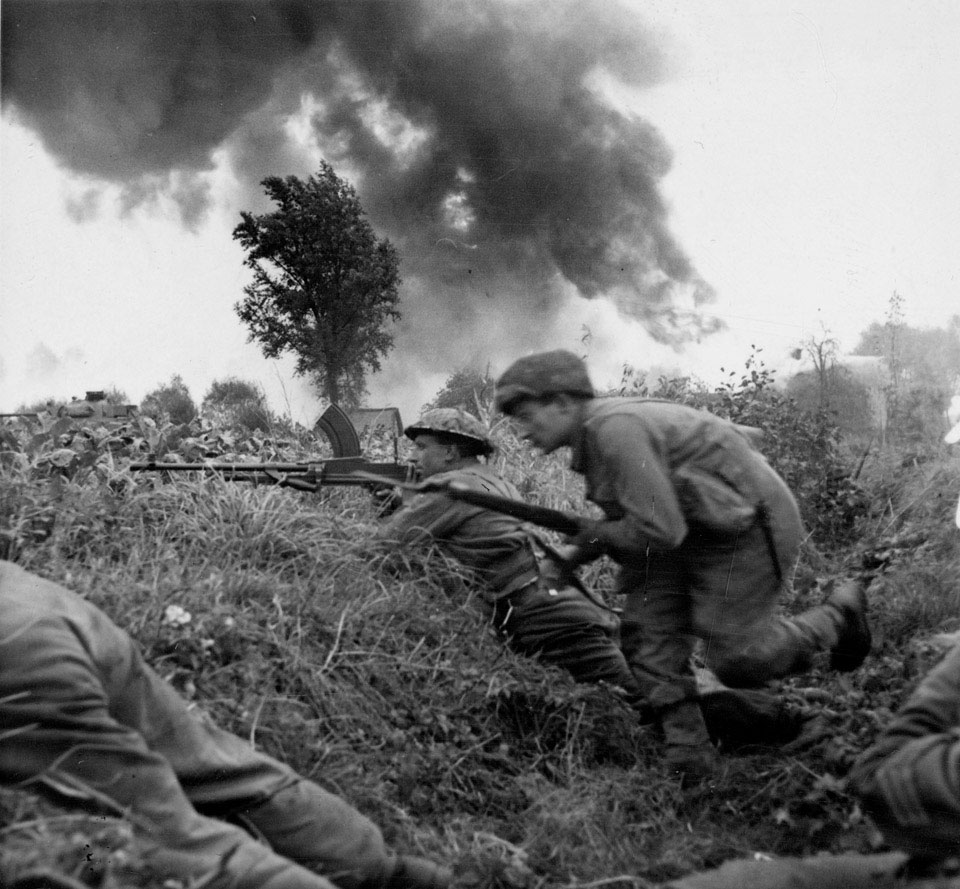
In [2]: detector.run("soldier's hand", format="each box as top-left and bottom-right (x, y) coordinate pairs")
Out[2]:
(565, 520), (607, 564)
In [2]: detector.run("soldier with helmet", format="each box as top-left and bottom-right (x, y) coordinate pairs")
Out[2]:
(375, 408), (817, 751)
(493, 349), (872, 781)
(376, 407), (638, 692)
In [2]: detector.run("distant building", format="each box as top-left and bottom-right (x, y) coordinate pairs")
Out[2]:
(345, 407), (404, 438)
(344, 407), (405, 461)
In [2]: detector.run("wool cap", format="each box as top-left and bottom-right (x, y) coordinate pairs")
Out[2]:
(494, 350), (594, 414)
(404, 408), (495, 455)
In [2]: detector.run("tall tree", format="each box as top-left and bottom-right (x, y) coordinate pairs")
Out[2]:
(233, 163), (401, 406)
(801, 327), (841, 410)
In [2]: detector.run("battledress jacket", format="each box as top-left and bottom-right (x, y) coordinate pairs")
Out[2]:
(848, 641), (960, 859)
(0, 560), (394, 889)
(568, 398), (803, 578)
(376, 463), (539, 599)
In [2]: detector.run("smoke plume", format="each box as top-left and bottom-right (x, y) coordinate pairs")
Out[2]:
(2, 0), (722, 399)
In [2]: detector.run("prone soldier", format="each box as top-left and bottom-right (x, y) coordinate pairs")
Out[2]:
(0, 559), (450, 889)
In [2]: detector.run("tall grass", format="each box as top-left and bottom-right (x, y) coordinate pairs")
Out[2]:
(3, 413), (960, 887)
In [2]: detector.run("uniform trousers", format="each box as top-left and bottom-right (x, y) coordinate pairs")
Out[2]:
(616, 523), (840, 712)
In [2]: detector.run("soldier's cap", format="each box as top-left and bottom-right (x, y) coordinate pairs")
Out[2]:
(404, 408), (495, 455)
(494, 350), (594, 414)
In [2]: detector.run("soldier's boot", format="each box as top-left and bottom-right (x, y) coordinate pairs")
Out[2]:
(824, 578), (872, 672)
(660, 700), (719, 786)
(698, 688), (805, 750)
(384, 855), (453, 889)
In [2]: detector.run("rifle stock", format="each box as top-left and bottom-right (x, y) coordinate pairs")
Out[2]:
(130, 457), (415, 492)
(352, 472), (586, 536)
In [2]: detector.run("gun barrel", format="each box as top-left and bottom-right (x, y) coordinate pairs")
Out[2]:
(130, 458), (415, 489)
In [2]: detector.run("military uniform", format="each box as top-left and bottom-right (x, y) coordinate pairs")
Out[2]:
(377, 409), (808, 750)
(848, 641), (960, 860)
(376, 462), (636, 691)
(495, 350), (870, 774)
(569, 397), (845, 709)
(0, 560), (447, 889)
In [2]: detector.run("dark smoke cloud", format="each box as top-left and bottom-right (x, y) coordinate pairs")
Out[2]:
(2, 0), (721, 385)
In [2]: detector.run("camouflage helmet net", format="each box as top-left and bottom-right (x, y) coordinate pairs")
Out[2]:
(404, 408), (495, 455)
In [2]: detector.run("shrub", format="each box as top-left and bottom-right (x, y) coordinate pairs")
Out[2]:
(140, 374), (198, 425)
(202, 377), (274, 431)
(428, 367), (496, 417)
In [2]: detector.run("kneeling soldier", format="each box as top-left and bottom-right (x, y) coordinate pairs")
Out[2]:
(494, 350), (871, 780)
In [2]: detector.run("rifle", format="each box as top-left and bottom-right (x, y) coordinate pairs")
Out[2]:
(355, 471), (620, 612)
(130, 456), (415, 492)
(351, 471), (587, 536)
(130, 404), (414, 492)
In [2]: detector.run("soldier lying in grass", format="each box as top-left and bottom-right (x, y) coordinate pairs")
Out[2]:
(374, 408), (816, 754)
(0, 559), (450, 889)
(494, 350), (872, 782)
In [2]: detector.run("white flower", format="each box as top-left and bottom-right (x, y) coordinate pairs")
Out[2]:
(164, 604), (192, 626)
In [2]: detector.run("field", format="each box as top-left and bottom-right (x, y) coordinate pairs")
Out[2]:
(2, 400), (959, 889)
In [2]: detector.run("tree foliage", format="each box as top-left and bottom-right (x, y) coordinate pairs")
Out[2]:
(785, 369), (874, 439)
(429, 366), (496, 417)
(233, 163), (401, 407)
(140, 375), (197, 425)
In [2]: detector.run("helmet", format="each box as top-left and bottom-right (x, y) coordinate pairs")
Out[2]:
(404, 408), (495, 455)
(494, 350), (594, 414)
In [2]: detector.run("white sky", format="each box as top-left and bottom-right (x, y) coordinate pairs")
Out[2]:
(2, 0), (958, 425)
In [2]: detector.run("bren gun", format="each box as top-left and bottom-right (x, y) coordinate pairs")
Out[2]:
(130, 404), (416, 492)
